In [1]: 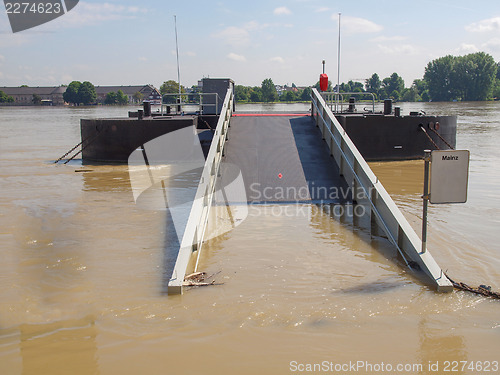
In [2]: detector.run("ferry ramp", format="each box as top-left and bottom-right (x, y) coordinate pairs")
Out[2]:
(224, 114), (350, 204)
(167, 87), (453, 294)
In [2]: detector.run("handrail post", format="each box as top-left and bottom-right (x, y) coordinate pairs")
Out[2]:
(421, 150), (431, 253)
(168, 87), (234, 294)
(310, 88), (452, 292)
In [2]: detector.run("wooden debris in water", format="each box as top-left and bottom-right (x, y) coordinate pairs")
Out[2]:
(183, 271), (223, 288)
(446, 273), (500, 299)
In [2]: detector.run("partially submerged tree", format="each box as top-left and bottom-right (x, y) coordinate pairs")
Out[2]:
(63, 81), (81, 105)
(261, 78), (278, 102)
(78, 81), (97, 105)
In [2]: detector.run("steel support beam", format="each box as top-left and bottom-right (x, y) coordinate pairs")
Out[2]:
(168, 87), (234, 294)
(311, 88), (452, 292)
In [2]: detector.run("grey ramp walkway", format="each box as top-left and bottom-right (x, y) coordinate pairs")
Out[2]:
(224, 115), (350, 203)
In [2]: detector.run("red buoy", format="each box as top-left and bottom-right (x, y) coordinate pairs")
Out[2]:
(320, 73), (328, 92)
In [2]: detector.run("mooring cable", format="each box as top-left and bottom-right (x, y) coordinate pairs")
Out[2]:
(54, 139), (85, 163)
(64, 131), (101, 164)
(445, 273), (500, 300)
(429, 126), (455, 150)
(54, 130), (102, 164)
(419, 125), (440, 150)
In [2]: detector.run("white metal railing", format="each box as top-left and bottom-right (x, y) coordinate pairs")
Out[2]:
(161, 93), (221, 115)
(321, 91), (376, 113)
(311, 88), (453, 292)
(167, 87), (233, 294)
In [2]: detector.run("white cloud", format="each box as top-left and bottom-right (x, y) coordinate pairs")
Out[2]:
(377, 43), (419, 55)
(270, 56), (285, 63)
(138, 56), (148, 62)
(370, 35), (407, 43)
(373, 35), (418, 56)
(1, 2), (148, 32)
(244, 21), (268, 31)
(212, 21), (267, 47)
(170, 50), (197, 57)
(465, 17), (500, 32)
(0, 54), (5, 62)
(455, 38), (500, 55)
(333, 15), (383, 34)
(0, 33), (30, 48)
(227, 53), (246, 62)
(73, 64), (91, 71)
(212, 26), (250, 46)
(61, 74), (73, 83)
(482, 38), (500, 52)
(126, 6), (147, 14)
(457, 43), (479, 54)
(315, 7), (330, 13)
(76, 2), (148, 16)
(48, 2), (148, 29)
(274, 7), (292, 16)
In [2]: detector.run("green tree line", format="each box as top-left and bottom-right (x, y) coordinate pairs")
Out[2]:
(0, 90), (14, 103)
(235, 52), (499, 103)
(235, 79), (312, 103)
(424, 52), (498, 101)
(63, 81), (97, 105)
(63, 81), (144, 105)
(367, 52), (498, 101)
(104, 90), (128, 105)
(160, 79), (188, 104)
(59, 51), (499, 106)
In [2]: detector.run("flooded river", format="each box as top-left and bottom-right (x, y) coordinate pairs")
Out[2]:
(0, 102), (499, 374)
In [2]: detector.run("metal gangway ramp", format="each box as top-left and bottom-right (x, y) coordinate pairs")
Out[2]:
(225, 113), (350, 204)
(167, 87), (453, 294)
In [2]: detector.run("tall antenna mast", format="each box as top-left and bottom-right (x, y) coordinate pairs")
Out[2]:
(174, 15), (181, 96)
(337, 13), (341, 94)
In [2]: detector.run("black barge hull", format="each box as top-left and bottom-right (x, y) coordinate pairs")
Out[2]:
(80, 113), (456, 163)
(80, 115), (199, 163)
(335, 114), (457, 161)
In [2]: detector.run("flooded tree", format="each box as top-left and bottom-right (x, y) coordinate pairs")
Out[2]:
(365, 73), (381, 99)
(160, 80), (186, 104)
(261, 78), (278, 102)
(424, 52), (497, 101)
(78, 81), (97, 105)
(0, 90), (14, 103)
(63, 81), (81, 105)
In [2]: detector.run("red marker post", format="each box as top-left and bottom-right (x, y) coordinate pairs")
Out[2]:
(320, 60), (328, 92)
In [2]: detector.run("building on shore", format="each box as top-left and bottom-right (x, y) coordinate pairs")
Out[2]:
(0, 84), (162, 105)
(94, 85), (161, 105)
(0, 86), (66, 105)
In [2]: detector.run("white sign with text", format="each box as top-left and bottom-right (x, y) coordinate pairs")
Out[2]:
(430, 150), (470, 204)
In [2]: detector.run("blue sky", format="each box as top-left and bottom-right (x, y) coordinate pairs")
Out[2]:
(1, 0), (500, 89)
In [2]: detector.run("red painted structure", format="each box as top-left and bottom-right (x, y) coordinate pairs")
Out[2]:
(319, 74), (329, 91)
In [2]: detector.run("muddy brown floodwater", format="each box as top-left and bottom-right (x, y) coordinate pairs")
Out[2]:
(0, 102), (499, 374)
